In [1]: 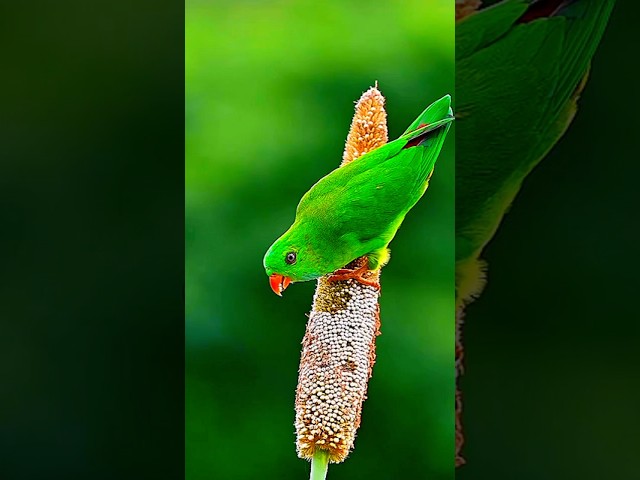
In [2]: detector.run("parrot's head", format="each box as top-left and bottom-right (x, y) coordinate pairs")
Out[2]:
(263, 224), (324, 296)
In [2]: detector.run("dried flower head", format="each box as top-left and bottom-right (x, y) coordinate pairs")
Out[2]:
(342, 83), (388, 166)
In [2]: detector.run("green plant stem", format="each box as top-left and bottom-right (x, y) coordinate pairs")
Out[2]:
(310, 450), (329, 480)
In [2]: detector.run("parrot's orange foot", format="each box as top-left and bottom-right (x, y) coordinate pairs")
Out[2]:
(327, 262), (380, 290)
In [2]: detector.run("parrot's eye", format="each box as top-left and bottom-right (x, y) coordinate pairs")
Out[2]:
(285, 252), (297, 265)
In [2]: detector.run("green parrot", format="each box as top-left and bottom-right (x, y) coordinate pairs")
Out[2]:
(456, 0), (615, 309)
(264, 94), (454, 296)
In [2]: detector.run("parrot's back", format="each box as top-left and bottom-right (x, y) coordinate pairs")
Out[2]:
(294, 108), (452, 271)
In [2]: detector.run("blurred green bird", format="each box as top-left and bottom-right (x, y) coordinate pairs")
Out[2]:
(456, 0), (616, 308)
(264, 95), (454, 296)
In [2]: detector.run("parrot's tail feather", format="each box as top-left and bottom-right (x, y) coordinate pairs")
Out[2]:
(402, 94), (452, 135)
(403, 121), (450, 150)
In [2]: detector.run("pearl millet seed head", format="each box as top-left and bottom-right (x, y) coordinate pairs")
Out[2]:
(295, 267), (381, 463)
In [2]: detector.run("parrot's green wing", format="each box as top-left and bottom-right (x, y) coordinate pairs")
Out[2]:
(295, 96), (454, 272)
(456, 0), (615, 304)
(402, 94), (453, 134)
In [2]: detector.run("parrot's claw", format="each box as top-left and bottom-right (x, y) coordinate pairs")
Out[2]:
(327, 262), (381, 290)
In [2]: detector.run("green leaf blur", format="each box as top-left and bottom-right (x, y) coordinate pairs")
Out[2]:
(186, 1), (454, 479)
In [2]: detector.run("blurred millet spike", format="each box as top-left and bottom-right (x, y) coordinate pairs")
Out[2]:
(456, 0), (482, 21)
(295, 85), (387, 463)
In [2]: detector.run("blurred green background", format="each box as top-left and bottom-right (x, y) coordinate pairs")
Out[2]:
(186, 1), (453, 479)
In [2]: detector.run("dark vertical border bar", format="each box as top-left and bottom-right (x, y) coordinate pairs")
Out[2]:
(0, 2), (185, 478)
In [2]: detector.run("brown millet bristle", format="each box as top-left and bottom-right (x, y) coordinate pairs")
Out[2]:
(341, 84), (388, 166)
(456, 259), (488, 466)
(456, 306), (466, 467)
(456, 0), (482, 21)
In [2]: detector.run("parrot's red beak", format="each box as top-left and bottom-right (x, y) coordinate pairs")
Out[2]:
(269, 274), (292, 296)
